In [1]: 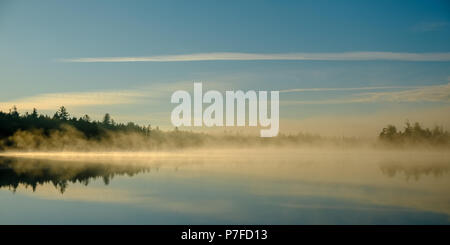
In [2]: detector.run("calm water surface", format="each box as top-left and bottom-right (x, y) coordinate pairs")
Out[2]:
(0, 148), (449, 224)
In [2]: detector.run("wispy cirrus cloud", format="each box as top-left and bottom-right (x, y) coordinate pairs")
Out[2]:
(60, 52), (450, 63)
(412, 21), (449, 32)
(283, 83), (450, 104)
(0, 80), (221, 113)
(280, 85), (423, 93)
(0, 90), (147, 111)
(360, 83), (450, 102)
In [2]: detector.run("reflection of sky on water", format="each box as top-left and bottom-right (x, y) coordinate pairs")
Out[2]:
(0, 149), (449, 224)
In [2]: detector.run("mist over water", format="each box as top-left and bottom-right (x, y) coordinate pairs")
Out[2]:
(1, 113), (449, 224)
(1, 0), (449, 230)
(0, 147), (449, 224)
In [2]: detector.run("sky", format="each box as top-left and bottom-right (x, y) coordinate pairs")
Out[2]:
(0, 0), (449, 137)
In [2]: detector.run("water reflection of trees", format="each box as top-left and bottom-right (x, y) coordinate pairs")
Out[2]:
(379, 161), (450, 181)
(0, 157), (152, 193)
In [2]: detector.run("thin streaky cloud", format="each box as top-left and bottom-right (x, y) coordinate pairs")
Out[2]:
(412, 21), (449, 32)
(60, 52), (450, 63)
(280, 85), (424, 93)
(281, 98), (373, 105)
(0, 80), (221, 112)
(0, 90), (148, 111)
(282, 83), (450, 105)
(360, 83), (450, 103)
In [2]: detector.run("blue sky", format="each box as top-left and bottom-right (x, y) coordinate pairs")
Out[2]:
(0, 0), (449, 136)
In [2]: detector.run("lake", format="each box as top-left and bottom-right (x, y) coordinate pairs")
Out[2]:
(0, 148), (449, 224)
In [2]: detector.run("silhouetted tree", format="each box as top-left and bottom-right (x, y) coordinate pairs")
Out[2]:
(380, 125), (398, 141)
(9, 106), (19, 118)
(102, 113), (111, 125)
(53, 106), (69, 120)
(31, 108), (38, 119)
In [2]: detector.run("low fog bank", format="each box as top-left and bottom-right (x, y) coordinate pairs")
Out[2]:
(1, 123), (449, 153)
(1, 107), (449, 152)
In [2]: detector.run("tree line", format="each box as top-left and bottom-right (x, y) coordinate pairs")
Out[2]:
(0, 106), (206, 150)
(379, 121), (449, 146)
(0, 106), (449, 150)
(0, 106), (151, 139)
